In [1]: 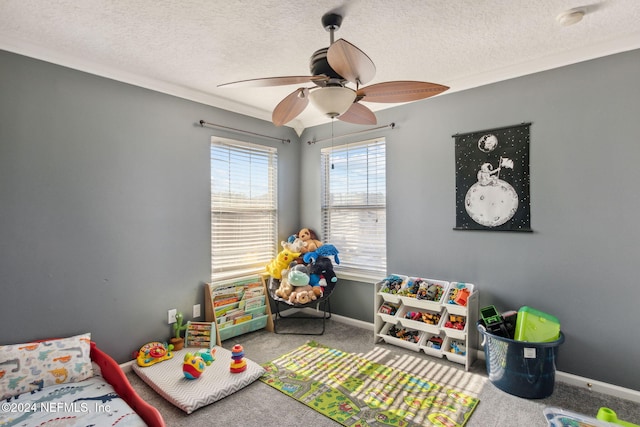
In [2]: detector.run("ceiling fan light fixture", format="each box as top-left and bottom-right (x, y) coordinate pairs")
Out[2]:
(309, 86), (356, 118)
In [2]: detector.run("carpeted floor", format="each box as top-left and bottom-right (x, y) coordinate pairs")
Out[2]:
(126, 318), (640, 426)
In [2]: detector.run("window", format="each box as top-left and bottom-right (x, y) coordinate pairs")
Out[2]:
(211, 138), (277, 282)
(321, 138), (386, 280)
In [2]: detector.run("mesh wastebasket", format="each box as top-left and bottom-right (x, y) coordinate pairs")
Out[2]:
(478, 324), (565, 399)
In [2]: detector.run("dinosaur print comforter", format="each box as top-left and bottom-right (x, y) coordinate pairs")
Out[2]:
(0, 375), (146, 426)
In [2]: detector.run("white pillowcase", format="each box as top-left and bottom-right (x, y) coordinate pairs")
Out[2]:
(0, 333), (93, 399)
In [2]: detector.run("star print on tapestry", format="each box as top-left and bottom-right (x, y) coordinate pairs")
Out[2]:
(454, 123), (531, 231)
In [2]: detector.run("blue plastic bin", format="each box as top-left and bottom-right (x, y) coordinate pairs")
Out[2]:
(478, 324), (565, 399)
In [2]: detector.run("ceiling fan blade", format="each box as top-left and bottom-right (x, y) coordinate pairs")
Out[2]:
(338, 102), (377, 125)
(218, 75), (327, 88)
(272, 88), (310, 126)
(327, 38), (376, 85)
(357, 81), (449, 103)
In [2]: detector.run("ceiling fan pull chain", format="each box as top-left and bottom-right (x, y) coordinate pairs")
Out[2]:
(331, 119), (335, 169)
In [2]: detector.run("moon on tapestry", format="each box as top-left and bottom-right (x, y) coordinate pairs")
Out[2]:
(454, 124), (531, 231)
(478, 134), (498, 153)
(465, 178), (519, 227)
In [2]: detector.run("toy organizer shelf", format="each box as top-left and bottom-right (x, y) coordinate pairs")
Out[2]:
(205, 275), (274, 346)
(374, 275), (479, 371)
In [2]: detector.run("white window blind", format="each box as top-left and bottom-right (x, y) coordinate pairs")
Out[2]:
(321, 138), (386, 280)
(211, 138), (277, 282)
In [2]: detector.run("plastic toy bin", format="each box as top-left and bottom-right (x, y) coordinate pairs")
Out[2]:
(514, 306), (560, 342)
(478, 324), (565, 399)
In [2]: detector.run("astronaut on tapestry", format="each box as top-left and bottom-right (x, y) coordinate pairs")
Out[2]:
(465, 152), (519, 227)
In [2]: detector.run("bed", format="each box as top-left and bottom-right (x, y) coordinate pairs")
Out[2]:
(0, 333), (165, 427)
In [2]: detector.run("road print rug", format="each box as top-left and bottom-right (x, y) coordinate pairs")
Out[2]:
(260, 342), (479, 427)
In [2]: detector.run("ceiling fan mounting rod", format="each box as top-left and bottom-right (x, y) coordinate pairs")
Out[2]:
(322, 13), (342, 45)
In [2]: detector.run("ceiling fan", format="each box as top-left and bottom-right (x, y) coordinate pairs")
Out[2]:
(218, 12), (449, 127)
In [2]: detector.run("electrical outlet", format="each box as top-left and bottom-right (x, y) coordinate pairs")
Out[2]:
(168, 308), (177, 324)
(193, 304), (201, 318)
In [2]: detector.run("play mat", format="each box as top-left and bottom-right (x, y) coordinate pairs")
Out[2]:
(260, 341), (479, 427)
(132, 346), (264, 414)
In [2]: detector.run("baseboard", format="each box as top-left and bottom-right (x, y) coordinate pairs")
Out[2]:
(325, 311), (374, 330)
(324, 311), (640, 404)
(119, 359), (135, 373)
(555, 371), (640, 403)
(277, 306), (373, 331)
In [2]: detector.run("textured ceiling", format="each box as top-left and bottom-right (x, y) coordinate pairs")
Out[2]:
(2, 0), (639, 134)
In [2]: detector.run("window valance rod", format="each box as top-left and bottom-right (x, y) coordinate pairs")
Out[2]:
(306, 122), (395, 145)
(199, 120), (291, 144)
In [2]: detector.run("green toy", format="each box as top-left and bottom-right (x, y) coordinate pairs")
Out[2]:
(480, 305), (502, 326)
(597, 408), (639, 427)
(172, 312), (188, 339)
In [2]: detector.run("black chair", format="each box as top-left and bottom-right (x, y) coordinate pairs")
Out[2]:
(267, 277), (335, 335)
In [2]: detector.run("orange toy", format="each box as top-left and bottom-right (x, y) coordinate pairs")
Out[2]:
(230, 344), (247, 373)
(454, 288), (471, 306)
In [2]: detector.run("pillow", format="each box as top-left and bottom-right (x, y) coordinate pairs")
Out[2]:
(0, 333), (93, 399)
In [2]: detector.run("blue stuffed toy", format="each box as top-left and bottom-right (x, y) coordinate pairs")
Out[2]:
(303, 244), (340, 265)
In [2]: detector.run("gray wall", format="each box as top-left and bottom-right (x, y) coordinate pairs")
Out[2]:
(2, 48), (639, 391)
(301, 49), (640, 391)
(0, 51), (300, 362)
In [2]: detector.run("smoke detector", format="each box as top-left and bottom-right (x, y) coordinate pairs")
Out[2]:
(556, 8), (586, 26)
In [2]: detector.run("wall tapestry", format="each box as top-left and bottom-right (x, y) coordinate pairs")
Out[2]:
(454, 123), (531, 231)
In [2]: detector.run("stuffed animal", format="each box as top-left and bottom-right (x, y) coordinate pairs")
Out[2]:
(302, 243), (340, 264)
(281, 234), (307, 253)
(289, 285), (317, 304)
(280, 263), (315, 304)
(309, 274), (327, 288)
(309, 256), (338, 289)
(266, 248), (301, 279)
(287, 264), (310, 287)
(275, 277), (294, 300)
(297, 228), (323, 254)
(294, 290), (316, 304)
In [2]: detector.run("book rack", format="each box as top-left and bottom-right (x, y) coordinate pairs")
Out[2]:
(204, 275), (274, 346)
